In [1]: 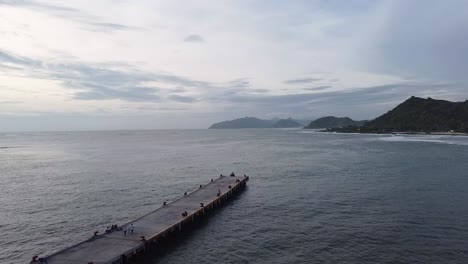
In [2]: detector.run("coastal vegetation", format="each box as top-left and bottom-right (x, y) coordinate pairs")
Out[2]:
(329, 97), (468, 134)
(209, 97), (468, 134)
(304, 116), (366, 129)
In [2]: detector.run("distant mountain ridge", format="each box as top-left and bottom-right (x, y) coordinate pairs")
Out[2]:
(209, 117), (303, 129)
(304, 116), (366, 129)
(208, 97), (468, 133)
(331, 96), (468, 133)
(273, 118), (302, 128)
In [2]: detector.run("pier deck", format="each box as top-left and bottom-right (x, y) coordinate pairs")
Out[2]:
(44, 175), (249, 264)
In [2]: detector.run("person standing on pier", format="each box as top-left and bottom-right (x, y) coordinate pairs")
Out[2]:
(123, 227), (127, 237)
(130, 224), (134, 235)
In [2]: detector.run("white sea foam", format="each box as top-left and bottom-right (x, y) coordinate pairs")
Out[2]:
(378, 135), (468, 145)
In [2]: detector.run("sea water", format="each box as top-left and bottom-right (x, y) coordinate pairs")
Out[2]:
(1, 130), (467, 263)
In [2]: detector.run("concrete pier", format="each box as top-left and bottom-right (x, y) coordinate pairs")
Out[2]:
(41, 175), (249, 264)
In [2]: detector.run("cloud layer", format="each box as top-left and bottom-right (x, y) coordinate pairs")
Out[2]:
(184, 34), (204, 43)
(0, 0), (467, 130)
(362, 0), (468, 83)
(0, 0), (142, 32)
(284, 78), (323, 85)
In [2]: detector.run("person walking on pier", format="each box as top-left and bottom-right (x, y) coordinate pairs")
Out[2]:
(123, 227), (127, 237)
(130, 224), (134, 235)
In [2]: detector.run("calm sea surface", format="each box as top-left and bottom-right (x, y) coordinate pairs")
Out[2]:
(1, 129), (468, 264)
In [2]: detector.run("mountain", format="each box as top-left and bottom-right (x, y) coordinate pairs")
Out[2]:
(332, 96), (468, 133)
(209, 117), (274, 129)
(209, 117), (303, 129)
(295, 119), (313, 126)
(273, 118), (302, 128)
(304, 116), (366, 129)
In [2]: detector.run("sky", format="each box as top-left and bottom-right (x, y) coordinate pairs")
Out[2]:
(0, 0), (467, 131)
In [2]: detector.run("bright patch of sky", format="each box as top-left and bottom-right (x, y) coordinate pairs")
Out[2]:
(0, 0), (467, 131)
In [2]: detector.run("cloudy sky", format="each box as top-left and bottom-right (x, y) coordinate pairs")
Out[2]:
(0, 0), (467, 131)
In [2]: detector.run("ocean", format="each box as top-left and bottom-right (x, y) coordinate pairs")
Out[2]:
(1, 129), (468, 263)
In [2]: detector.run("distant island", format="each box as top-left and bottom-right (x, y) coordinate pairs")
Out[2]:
(304, 116), (366, 129)
(327, 96), (468, 134)
(209, 117), (303, 129)
(273, 118), (303, 128)
(209, 116), (363, 129)
(208, 97), (468, 134)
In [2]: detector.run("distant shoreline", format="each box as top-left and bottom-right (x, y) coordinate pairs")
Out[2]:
(319, 130), (468, 137)
(390, 131), (468, 136)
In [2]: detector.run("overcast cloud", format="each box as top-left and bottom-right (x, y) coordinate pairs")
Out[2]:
(0, 0), (467, 131)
